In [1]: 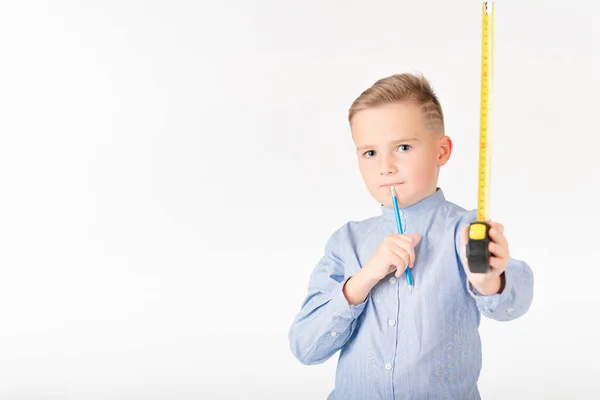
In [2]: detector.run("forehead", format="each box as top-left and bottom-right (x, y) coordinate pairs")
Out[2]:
(351, 102), (427, 144)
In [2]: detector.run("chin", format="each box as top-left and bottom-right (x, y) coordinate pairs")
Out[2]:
(371, 191), (392, 206)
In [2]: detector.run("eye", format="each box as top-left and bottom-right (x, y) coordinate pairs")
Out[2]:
(397, 144), (411, 152)
(363, 150), (376, 158)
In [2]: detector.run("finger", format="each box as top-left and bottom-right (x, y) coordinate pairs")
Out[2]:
(490, 221), (504, 233)
(392, 253), (408, 277)
(390, 240), (415, 267)
(488, 226), (508, 247)
(392, 233), (419, 246)
(392, 234), (414, 245)
(489, 256), (506, 271)
(488, 241), (508, 259)
(390, 245), (411, 270)
(460, 225), (469, 259)
(395, 246), (412, 269)
(410, 233), (421, 245)
(462, 225), (468, 243)
(390, 238), (415, 266)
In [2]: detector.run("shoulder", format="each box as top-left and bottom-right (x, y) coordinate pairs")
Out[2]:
(437, 199), (478, 232)
(325, 214), (382, 248)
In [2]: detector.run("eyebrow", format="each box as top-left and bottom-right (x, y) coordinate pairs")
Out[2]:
(356, 138), (419, 152)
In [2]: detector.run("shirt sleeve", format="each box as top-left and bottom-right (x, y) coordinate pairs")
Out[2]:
(455, 210), (534, 322)
(288, 226), (368, 365)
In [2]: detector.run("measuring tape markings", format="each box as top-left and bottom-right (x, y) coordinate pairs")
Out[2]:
(467, 1), (494, 274)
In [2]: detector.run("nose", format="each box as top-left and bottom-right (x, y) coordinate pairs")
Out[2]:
(379, 154), (398, 176)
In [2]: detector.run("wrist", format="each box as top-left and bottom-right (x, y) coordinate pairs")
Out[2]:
(343, 268), (379, 305)
(356, 266), (381, 288)
(472, 273), (505, 296)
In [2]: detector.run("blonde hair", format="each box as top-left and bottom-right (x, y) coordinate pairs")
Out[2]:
(348, 73), (444, 134)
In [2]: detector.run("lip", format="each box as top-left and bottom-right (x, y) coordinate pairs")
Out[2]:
(380, 183), (403, 188)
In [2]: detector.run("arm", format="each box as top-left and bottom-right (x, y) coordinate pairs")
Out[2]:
(288, 230), (368, 365)
(467, 258), (534, 321)
(455, 211), (534, 322)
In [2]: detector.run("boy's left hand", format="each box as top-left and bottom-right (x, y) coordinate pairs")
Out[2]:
(460, 221), (509, 296)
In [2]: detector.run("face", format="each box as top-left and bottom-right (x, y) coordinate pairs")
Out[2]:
(351, 101), (452, 208)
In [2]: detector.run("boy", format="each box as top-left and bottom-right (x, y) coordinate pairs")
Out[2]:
(288, 73), (534, 399)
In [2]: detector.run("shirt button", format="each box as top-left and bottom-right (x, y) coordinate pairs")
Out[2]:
(506, 307), (514, 313)
(399, 210), (404, 216)
(385, 363), (392, 371)
(388, 319), (396, 326)
(389, 277), (396, 284)
(330, 332), (337, 337)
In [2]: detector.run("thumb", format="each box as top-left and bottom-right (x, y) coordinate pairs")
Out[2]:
(460, 225), (469, 259)
(411, 233), (421, 245)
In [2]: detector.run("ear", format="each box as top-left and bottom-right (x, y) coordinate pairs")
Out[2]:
(437, 135), (453, 166)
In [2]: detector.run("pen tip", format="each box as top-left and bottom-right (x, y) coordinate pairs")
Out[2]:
(408, 285), (412, 293)
(390, 186), (396, 196)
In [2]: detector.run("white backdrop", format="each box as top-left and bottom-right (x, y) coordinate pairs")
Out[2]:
(1, 1), (599, 399)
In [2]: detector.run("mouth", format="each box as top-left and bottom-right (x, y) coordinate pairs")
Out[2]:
(380, 182), (403, 188)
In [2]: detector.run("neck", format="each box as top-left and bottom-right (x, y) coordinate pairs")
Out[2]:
(381, 187), (445, 221)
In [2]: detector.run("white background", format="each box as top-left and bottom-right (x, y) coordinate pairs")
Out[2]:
(1, 0), (598, 399)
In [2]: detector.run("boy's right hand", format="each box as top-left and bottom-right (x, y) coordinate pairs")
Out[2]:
(363, 233), (421, 281)
(343, 233), (421, 305)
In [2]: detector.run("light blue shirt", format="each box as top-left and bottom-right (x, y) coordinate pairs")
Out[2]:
(288, 188), (534, 399)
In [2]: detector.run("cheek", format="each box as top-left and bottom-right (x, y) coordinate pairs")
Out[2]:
(357, 160), (372, 179)
(359, 162), (380, 188)
(358, 159), (372, 173)
(410, 157), (436, 179)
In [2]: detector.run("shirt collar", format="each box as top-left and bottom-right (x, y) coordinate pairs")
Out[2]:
(381, 187), (445, 221)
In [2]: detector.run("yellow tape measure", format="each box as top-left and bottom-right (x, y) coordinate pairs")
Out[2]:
(467, 1), (494, 274)
(478, 1), (493, 223)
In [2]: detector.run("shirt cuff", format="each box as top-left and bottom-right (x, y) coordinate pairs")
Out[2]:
(329, 276), (368, 320)
(466, 261), (520, 317)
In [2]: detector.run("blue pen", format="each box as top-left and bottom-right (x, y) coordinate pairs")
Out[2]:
(390, 186), (413, 292)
